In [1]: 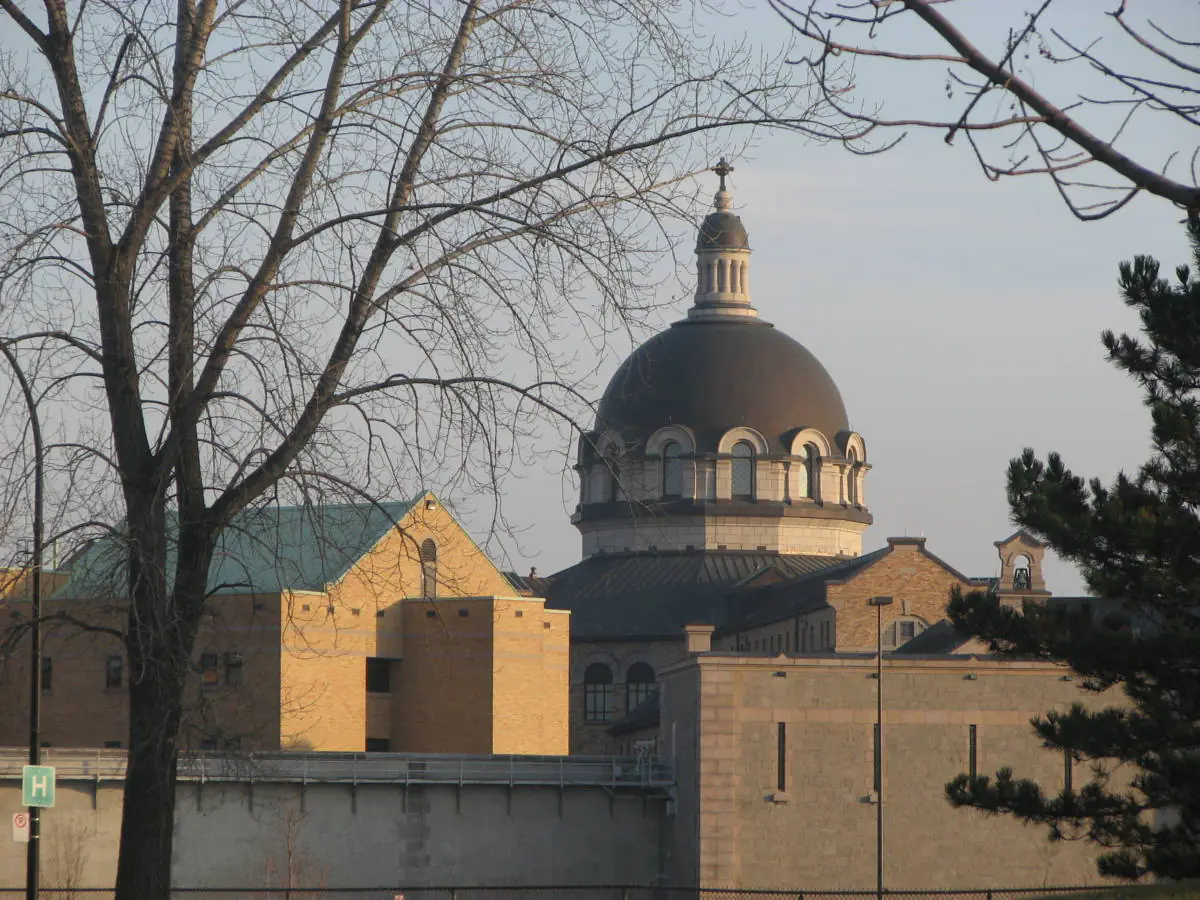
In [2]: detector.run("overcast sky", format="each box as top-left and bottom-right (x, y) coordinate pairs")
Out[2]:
(497, 0), (1196, 596)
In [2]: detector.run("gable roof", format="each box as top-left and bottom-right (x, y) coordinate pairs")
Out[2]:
(56, 498), (422, 600)
(721, 548), (890, 634)
(544, 551), (843, 640)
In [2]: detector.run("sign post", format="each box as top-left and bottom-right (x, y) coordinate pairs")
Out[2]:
(12, 814), (29, 844)
(21, 766), (55, 809)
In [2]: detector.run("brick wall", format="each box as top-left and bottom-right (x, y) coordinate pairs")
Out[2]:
(661, 652), (1116, 889)
(570, 638), (684, 754)
(830, 538), (976, 651)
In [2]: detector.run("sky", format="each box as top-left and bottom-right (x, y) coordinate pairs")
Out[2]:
(0, 0), (1191, 599)
(497, 0), (1196, 595)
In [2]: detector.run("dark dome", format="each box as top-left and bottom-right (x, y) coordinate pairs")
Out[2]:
(696, 211), (750, 251)
(596, 318), (849, 453)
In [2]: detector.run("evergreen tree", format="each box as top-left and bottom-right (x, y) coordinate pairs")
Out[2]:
(946, 214), (1200, 881)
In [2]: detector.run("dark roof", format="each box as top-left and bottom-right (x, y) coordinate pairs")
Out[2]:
(608, 691), (660, 736)
(543, 551), (844, 640)
(56, 499), (421, 599)
(502, 571), (551, 596)
(696, 211), (750, 251)
(595, 318), (850, 454)
(721, 549), (890, 633)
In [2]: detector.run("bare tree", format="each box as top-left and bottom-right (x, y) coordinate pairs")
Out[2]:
(0, 1), (842, 897)
(772, 0), (1200, 219)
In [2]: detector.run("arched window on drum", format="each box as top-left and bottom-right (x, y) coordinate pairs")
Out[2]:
(847, 448), (859, 505)
(662, 442), (684, 498)
(731, 441), (755, 500)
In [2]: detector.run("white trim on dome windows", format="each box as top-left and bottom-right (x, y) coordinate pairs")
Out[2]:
(717, 426), (769, 455)
(645, 425), (696, 457)
(788, 428), (833, 459)
(730, 441), (755, 500)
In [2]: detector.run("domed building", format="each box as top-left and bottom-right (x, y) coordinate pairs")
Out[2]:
(574, 169), (871, 560)
(544, 165), (882, 752)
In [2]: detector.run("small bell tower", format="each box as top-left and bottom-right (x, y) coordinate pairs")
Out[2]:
(994, 530), (1051, 605)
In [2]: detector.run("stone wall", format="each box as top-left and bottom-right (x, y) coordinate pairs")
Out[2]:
(659, 651), (1116, 890)
(0, 776), (666, 889)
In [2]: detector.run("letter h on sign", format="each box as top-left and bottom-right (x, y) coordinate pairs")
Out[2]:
(22, 765), (55, 808)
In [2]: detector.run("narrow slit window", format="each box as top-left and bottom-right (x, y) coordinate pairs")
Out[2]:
(969, 724), (977, 779)
(1064, 751), (1073, 793)
(777, 722), (787, 792)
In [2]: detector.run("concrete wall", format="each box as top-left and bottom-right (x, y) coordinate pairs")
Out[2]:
(660, 651), (1117, 890)
(0, 779), (666, 889)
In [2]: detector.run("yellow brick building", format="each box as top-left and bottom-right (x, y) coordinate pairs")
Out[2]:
(0, 494), (569, 755)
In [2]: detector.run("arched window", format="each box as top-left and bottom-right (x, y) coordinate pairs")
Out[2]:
(662, 442), (683, 498)
(584, 663), (614, 722)
(882, 616), (927, 650)
(731, 441), (755, 499)
(847, 448), (859, 505)
(420, 539), (437, 599)
(604, 449), (623, 502)
(1013, 554), (1032, 590)
(625, 662), (656, 711)
(805, 444), (820, 500)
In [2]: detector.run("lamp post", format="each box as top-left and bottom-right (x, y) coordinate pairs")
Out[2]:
(867, 595), (893, 900)
(1, 341), (44, 900)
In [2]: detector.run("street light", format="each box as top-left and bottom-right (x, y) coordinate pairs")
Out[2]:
(0, 340), (44, 900)
(867, 595), (894, 900)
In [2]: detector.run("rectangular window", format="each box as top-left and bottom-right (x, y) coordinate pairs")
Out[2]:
(224, 652), (243, 686)
(366, 658), (391, 693)
(900, 620), (917, 641)
(199, 738), (218, 751)
(200, 652), (219, 688)
(41, 656), (52, 692)
(969, 724), (978, 779)
(366, 737), (390, 752)
(1064, 751), (1073, 792)
(103, 741), (121, 749)
(105, 655), (123, 689)
(873, 723), (881, 793)
(777, 722), (787, 792)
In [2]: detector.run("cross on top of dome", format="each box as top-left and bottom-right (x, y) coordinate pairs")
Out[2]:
(711, 157), (735, 211)
(712, 157), (734, 190)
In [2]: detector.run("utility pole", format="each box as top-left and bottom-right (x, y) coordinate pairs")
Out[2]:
(1, 341), (44, 900)
(867, 595), (893, 900)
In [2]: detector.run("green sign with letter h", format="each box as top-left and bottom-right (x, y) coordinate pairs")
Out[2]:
(22, 765), (55, 808)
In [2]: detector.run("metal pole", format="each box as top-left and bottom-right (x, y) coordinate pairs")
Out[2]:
(1, 341), (44, 900)
(865, 595), (892, 900)
(876, 601), (883, 900)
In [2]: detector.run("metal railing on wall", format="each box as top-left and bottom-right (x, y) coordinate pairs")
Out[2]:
(0, 886), (1132, 900)
(0, 749), (673, 789)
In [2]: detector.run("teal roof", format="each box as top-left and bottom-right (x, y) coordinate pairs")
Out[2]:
(56, 498), (421, 600)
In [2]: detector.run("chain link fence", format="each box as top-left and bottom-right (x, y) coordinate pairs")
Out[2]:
(0, 886), (1123, 900)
